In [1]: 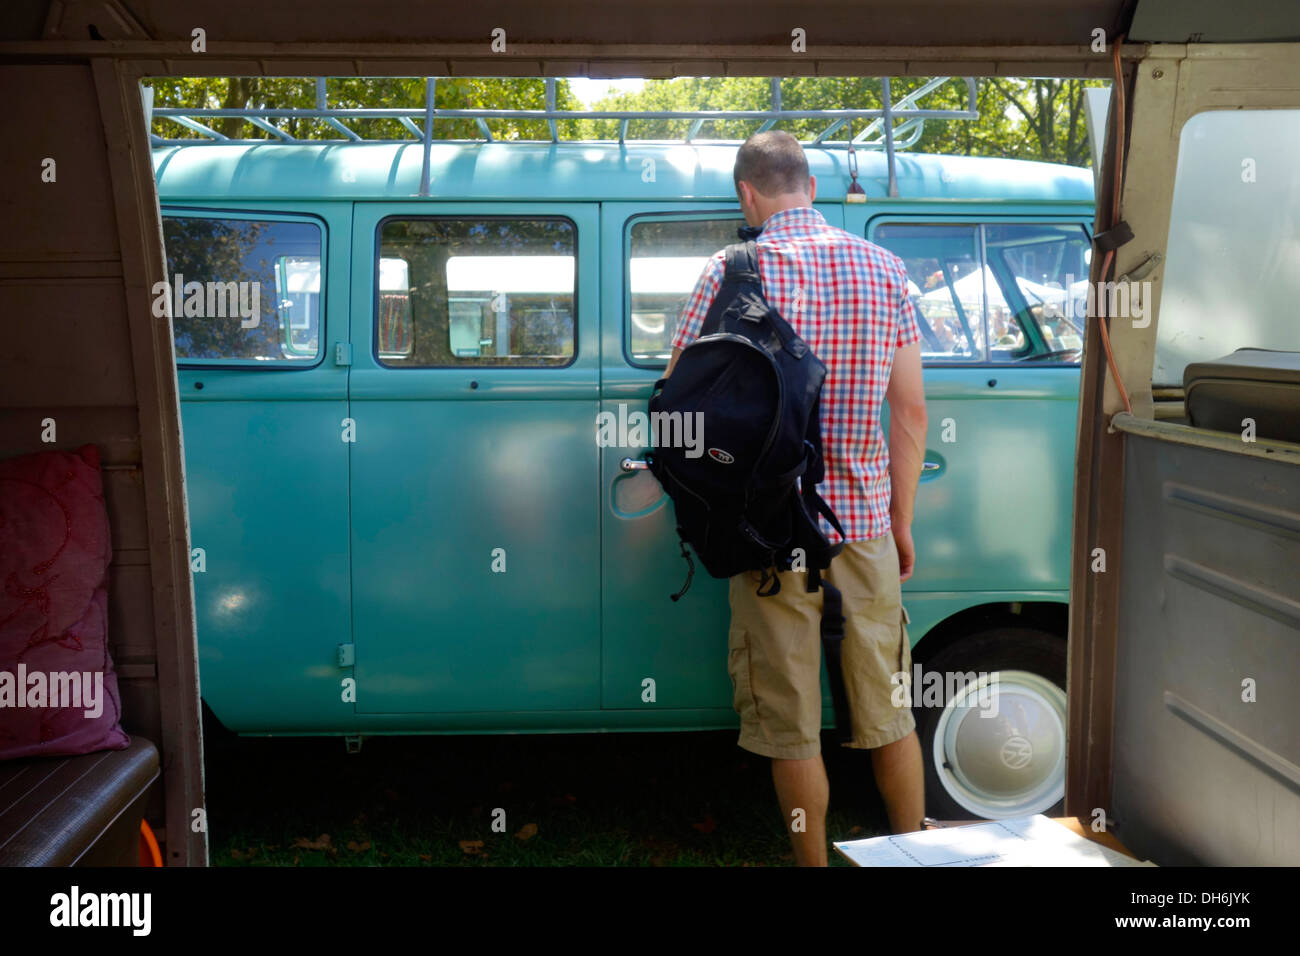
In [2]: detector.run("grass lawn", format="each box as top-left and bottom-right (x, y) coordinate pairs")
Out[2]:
(204, 727), (894, 866)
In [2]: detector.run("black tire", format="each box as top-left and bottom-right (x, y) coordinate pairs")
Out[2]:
(200, 699), (240, 765)
(913, 626), (1067, 821)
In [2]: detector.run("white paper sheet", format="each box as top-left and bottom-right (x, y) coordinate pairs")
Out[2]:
(833, 814), (1156, 867)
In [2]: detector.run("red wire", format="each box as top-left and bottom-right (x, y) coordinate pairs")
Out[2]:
(140, 818), (163, 867)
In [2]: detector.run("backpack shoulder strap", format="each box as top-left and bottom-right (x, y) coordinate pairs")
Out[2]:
(816, 576), (854, 744)
(700, 240), (762, 336)
(724, 240), (761, 286)
(800, 392), (846, 566)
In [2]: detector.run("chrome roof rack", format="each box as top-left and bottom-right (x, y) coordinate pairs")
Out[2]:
(146, 76), (978, 197)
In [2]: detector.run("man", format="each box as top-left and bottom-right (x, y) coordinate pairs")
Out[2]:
(665, 130), (929, 866)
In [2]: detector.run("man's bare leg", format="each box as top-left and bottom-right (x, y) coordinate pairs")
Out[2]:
(871, 729), (925, 833)
(771, 755), (829, 866)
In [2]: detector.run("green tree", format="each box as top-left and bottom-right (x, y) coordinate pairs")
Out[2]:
(985, 78), (1097, 165)
(580, 75), (1105, 166)
(144, 77), (585, 142)
(143, 74), (1106, 166)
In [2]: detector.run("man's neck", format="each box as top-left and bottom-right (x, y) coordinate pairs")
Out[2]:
(760, 199), (813, 223)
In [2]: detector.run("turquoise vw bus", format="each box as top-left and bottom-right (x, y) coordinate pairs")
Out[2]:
(151, 86), (1094, 819)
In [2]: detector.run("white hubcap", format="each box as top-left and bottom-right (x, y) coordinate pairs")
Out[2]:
(930, 669), (1066, 818)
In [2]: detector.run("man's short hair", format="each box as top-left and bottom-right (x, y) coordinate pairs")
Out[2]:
(733, 130), (811, 197)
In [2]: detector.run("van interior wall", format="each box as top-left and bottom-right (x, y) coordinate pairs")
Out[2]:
(1094, 42), (1300, 864)
(0, 61), (205, 866)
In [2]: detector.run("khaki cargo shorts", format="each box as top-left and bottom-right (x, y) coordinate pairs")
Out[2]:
(726, 531), (914, 760)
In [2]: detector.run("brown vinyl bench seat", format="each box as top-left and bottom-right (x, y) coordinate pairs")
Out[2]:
(0, 737), (160, 866)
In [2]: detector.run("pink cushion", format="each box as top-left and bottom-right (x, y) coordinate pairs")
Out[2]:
(0, 444), (129, 759)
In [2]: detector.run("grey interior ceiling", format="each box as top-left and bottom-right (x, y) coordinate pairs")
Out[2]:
(1129, 0), (1300, 43)
(5, 0), (1134, 45)
(7, 1), (1298, 48)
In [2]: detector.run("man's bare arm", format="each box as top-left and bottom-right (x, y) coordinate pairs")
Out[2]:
(665, 347), (683, 378)
(885, 342), (927, 581)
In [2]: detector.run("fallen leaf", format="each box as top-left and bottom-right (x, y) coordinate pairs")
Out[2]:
(514, 823), (538, 841)
(459, 840), (485, 855)
(291, 834), (332, 851)
(692, 815), (718, 834)
(346, 840), (372, 852)
(418, 854), (432, 862)
(641, 834), (682, 865)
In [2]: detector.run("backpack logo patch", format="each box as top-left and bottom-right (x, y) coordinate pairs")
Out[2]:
(707, 447), (735, 464)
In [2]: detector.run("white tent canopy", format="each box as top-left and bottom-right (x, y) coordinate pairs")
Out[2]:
(918, 265), (1088, 317)
(445, 255), (575, 294)
(630, 256), (712, 295)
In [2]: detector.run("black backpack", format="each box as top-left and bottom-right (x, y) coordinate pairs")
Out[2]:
(646, 236), (855, 743)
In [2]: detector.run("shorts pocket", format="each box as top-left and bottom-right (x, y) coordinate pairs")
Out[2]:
(727, 626), (757, 724)
(898, 605), (912, 676)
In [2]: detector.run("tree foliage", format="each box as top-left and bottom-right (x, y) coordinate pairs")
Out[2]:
(579, 76), (1106, 166)
(144, 77), (585, 142)
(144, 75), (1106, 166)
(162, 215), (285, 360)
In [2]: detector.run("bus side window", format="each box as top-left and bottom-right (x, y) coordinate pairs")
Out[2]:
(161, 215), (324, 364)
(626, 216), (745, 366)
(873, 223), (985, 363)
(876, 221), (1089, 365)
(376, 217), (576, 368)
(983, 222), (1090, 361)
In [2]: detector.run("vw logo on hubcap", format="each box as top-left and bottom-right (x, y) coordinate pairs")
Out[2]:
(1000, 735), (1033, 770)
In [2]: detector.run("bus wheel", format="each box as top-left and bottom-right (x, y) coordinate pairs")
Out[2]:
(912, 627), (1067, 821)
(201, 699), (239, 763)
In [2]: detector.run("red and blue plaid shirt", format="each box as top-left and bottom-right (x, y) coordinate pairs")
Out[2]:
(671, 205), (921, 544)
